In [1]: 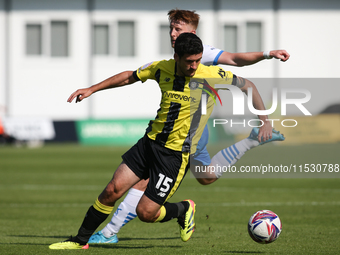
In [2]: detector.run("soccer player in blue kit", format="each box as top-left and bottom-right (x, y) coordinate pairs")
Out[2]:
(87, 9), (289, 244)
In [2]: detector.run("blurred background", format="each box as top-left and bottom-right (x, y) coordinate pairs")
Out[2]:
(0, 0), (339, 146)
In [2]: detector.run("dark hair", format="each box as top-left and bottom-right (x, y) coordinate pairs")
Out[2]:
(174, 33), (203, 58)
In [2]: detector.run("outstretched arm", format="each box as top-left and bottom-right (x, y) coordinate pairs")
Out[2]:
(217, 50), (290, 67)
(67, 71), (136, 103)
(236, 76), (272, 143)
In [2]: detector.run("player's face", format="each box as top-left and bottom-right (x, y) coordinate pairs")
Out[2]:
(169, 20), (196, 48)
(175, 53), (202, 77)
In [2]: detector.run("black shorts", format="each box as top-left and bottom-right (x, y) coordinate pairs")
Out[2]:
(122, 134), (190, 205)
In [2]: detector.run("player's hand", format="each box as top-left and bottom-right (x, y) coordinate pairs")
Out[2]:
(67, 88), (93, 103)
(270, 50), (290, 62)
(257, 121), (273, 143)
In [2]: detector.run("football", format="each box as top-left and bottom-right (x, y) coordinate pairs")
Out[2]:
(248, 210), (282, 244)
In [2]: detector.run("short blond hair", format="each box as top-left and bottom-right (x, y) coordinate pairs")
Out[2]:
(168, 9), (200, 29)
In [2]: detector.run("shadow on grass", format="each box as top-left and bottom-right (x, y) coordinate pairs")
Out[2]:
(90, 244), (182, 250)
(8, 235), (70, 239)
(117, 237), (179, 241)
(8, 235), (179, 241)
(224, 252), (264, 254)
(0, 242), (155, 249)
(6, 235), (189, 250)
(0, 242), (266, 253)
(1, 235), (73, 247)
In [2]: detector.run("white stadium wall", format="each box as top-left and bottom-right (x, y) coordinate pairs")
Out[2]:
(0, 0), (7, 117)
(0, 0), (339, 121)
(279, 0), (340, 78)
(6, 0), (91, 120)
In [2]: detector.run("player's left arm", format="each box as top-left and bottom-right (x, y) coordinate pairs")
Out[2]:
(236, 76), (272, 142)
(217, 50), (290, 67)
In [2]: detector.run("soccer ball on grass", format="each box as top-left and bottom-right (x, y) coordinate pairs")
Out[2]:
(248, 210), (282, 244)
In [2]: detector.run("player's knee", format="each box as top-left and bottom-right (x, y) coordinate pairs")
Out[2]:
(196, 178), (216, 185)
(101, 182), (125, 201)
(136, 208), (155, 223)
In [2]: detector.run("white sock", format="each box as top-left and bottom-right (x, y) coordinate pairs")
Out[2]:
(211, 138), (259, 178)
(101, 188), (144, 238)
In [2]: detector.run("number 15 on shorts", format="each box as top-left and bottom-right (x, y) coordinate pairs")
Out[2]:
(156, 173), (173, 197)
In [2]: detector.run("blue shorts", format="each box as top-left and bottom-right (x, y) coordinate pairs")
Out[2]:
(192, 125), (211, 166)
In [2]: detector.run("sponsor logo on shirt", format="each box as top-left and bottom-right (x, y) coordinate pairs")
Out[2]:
(161, 90), (196, 103)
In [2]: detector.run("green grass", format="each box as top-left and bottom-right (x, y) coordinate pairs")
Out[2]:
(0, 143), (340, 254)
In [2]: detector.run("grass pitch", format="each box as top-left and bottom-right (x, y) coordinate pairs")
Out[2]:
(0, 143), (339, 254)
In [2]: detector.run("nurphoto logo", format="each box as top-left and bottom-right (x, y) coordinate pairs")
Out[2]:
(193, 80), (312, 128)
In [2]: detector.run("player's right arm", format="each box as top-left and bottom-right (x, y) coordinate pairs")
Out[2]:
(217, 50), (290, 67)
(67, 70), (137, 103)
(201, 45), (290, 67)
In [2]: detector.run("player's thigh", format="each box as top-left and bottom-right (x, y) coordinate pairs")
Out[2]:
(190, 146), (216, 181)
(99, 162), (141, 205)
(193, 145), (211, 166)
(132, 178), (149, 192)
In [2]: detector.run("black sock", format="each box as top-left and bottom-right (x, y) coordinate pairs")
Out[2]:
(159, 201), (189, 223)
(74, 205), (109, 244)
